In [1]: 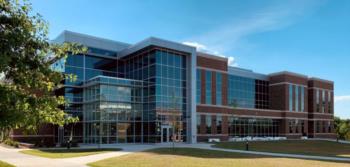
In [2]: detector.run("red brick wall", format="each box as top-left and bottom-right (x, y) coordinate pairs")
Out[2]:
(197, 54), (228, 71)
(269, 84), (288, 110)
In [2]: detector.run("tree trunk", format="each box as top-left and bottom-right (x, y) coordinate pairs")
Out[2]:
(0, 128), (10, 142)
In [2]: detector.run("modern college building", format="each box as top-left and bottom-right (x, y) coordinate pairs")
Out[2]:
(12, 31), (336, 144)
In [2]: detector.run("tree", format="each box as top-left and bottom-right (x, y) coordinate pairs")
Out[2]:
(334, 117), (350, 141)
(170, 91), (181, 150)
(0, 0), (86, 140)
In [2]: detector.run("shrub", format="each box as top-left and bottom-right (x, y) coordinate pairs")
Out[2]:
(3, 139), (19, 148)
(60, 140), (79, 148)
(34, 138), (56, 148)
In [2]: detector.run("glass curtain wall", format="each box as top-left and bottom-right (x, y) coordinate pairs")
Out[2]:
(83, 76), (143, 144)
(154, 49), (187, 142)
(227, 75), (255, 108)
(123, 47), (188, 143)
(58, 48), (121, 142)
(227, 117), (280, 137)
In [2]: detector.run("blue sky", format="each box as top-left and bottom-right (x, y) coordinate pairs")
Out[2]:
(31, 0), (350, 118)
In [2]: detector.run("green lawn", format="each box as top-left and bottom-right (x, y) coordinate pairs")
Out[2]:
(88, 148), (350, 167)
(20, 148), (121, 158)
(0, 161), (14, 167)
(213, 140), (350, 158)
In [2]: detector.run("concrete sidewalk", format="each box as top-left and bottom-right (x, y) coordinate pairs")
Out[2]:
(0, 144), (159, 167)
(1, 143), (350, 167)
(188, 143), (350, 163)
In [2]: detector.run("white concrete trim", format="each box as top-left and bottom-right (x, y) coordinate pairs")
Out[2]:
(308, 87), (334, 91)
(196, 67), (228, 73)
(309, 77), (334, 84)
(269, 82), (307, 87)
(197, 52), (228, 61)
(268, 71), (308, 78)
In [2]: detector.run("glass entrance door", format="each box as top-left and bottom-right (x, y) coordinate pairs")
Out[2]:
(161, 126), (173, 143)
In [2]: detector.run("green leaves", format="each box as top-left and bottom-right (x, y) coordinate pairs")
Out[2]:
(0, 0), (86, 133)
(334, 117), (350, 140)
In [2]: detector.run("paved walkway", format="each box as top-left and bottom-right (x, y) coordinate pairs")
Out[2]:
(0, 144), (160, 167)
(188, 144), (350, 163)
(1, 143), (350, 167)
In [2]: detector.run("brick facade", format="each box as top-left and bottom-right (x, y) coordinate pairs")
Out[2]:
(197, 56), (335, 141)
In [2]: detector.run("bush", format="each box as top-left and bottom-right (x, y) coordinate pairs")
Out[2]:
(60, 140), (79, 148)
(3, 139), (19, 148)
(34, 138), (56, 148)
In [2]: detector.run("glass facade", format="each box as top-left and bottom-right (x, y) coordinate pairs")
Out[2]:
(59, 46), (189, 144)
(196, 69), (201, 104)
(227, 117), (280, 137)
(153, 50), (187, 142)
(255, 80), (269, 109)
(216, 115), (222, 134)
(205, 115), (211, 134)
(57, 51), (122, 142)
(295, 86), (299, 112)
(83, 76), (143, 144)
(205, 71), (212, 104)
(196, 69), (269, 109)
(52, 32), (335, 144)
(322, 90), (325, 113)
(316, 89), (320, 112)
(196, 114), (201, 133)
(228, 75), (255, 108)
(328, 91), (332, 113)
(289, 85), (293, 111)
(301, 86), (304, 112)
(216, 73), (222, 105)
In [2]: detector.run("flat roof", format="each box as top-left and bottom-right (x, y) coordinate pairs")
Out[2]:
(268, 71), (308, 79)
(228, 66), (268, 81)
(53, 30), (131, 52)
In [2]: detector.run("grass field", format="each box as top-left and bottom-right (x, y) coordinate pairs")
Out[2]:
(88, 148), (350, 167)
(213, 140), (350, 158)
(0, 161), (14, 167)
(20, 148), (121, 158)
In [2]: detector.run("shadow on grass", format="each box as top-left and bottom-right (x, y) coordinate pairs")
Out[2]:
(213, 140), (350, 159)
(34, 148), (121, 153)
(143, 147), (350, 164)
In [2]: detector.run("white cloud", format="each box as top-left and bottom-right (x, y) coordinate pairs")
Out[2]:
(183, 0), (324, 55)
(335, 95), (350, 103)
(182, 41), (207, 51)
(182, 41), (238, 67)
(335, 95), (350, 119)
(228, 57), (238, 67)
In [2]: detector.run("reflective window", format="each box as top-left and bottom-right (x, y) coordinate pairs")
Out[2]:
(289, 85), (293, 111)
(206, 115), (211, 134)
(255, 80), (269, 109)
(63, 47), (190, 144)
(88, 47), (117, 57)
(216, 73), (222, 105)
(295, 86), (299, 112)
(65, 66), (84, 85)
(328, 91), (332, 113)
(197, 114), (201, 134)
(66, 54), (84, 67)
(85, 56), (117, 71)
(205, 71), (212, 104)
(322, 90), (325, 113)
(216, 115), (222, 134)
(301, 86), (304, 112)
(227, 117), (280, 137)
(228, 75), (255, 108)
(196, 69), (201, 104)
(316, 89), (320, 112)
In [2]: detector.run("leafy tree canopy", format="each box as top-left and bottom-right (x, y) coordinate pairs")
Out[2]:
(0, 0), (86, 134)
(334, 116), (350, 140)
